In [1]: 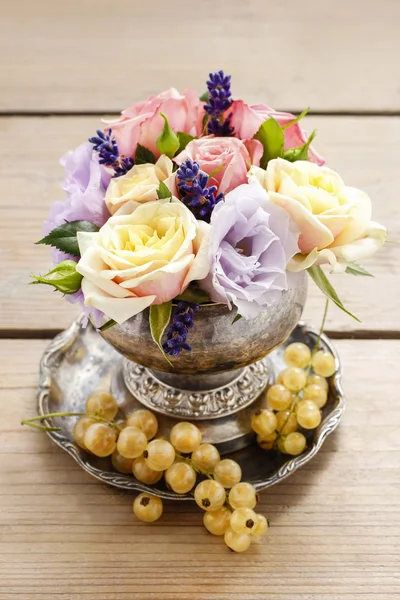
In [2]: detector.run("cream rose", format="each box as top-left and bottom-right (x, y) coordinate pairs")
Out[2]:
(249, 158), (386, 272)
(105, 155), (174, 214)
(76, 199), (211, 324)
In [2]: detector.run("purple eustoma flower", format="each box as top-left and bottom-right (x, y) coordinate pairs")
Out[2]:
(200, 182), (300, 320)
(43, 142), (111, 327)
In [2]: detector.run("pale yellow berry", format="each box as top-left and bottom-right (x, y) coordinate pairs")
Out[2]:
(83, 423), (117, 457)
(281, 367), (307, 392)
(228, 482), (257, 509)
(85, 392), (118, 421)
(251, 409), (278, 437)
(133, 493), (163, 522)
(111, 449), (134, 474)
(284, 342), (311, 368)
(126, 409), (158, 440)
(143, 439), (175, 471)
(276, 371), (285, 385)
(224, 527), (252, 552)
(194, 479), (226, 511)
(73, 416), (96, 449)
(307, 373), (329, 391)
(214, 459), (242, 488)
(132, 456), (163, 484)
(257, 432), (277, 451)
(296, 400), (322, 429)
(230, 507), (257, 534)
(276, 410), (298, 435)
(303, 384), (328, 408)
(117, 426), (148, 459)
(191, 443), (220, 473)
(276, 437), (288, 453)
(252, 514), (269, 536)
(165, 462), (196, 494)
(170, 422), (202, 454)
(284, 432), (307, 456)
(203, 507), (231, 536)
(266, 384), (293, 411)
(312, 350), (336, 378)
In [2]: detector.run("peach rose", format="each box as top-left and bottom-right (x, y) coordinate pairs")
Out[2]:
(174, 136), (252, 194)
(250, 158), (386, 272)
(228, 100), (325, 166)
(104, 88), (204, 158)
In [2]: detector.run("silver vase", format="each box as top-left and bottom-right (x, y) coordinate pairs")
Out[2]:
(100, 272), (308, 426)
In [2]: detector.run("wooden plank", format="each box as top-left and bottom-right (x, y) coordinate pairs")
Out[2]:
(0, 339), (399, 599)
(1, 115), (399, 333)
(1, 0), (400, 113)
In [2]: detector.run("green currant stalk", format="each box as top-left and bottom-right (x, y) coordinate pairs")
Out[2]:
(275, 299), (329, 446)
(21, 411), (122, 432)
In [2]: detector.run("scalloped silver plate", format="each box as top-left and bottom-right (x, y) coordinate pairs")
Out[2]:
(37, 317), (346, 499)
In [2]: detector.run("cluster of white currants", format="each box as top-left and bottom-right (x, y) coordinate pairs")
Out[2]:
(72, 393), (268, 552)
(252, 343), (336, 456)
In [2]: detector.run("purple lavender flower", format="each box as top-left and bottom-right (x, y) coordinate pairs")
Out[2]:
(204, 70), (234, 136)
(162, 302), (201, 357)
(89, 129), (119, 166)
(199, 182), (300, 319)
(176, 159), (223, 222)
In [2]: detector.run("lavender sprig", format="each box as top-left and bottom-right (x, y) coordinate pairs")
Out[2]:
(177, 159), (223, 222)
(204, 70), (234, 136)
(162, 302), (201, 357)
(89, 129), (134, 177)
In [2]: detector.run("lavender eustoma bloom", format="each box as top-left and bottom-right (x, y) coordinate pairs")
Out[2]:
(200, 183), (300, 320)
(43, 142), (111, 327)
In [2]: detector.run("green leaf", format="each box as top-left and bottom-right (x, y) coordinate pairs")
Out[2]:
(282, 107), (310, 130)
(283, 129), (317, 162)
(176, 132), (196, 155)
(135, 144), (157, 165)
(99, 319), (117, 332)
(30, 260), (82, 295)
(36, 221), (99, 257)
(232, 314), (242, 324)
(345, 262), (374, 277)
(156, 113), (179, 158)
(199, 91), (210, 103)
(254, 118), (285, 169)
(175, 286), (211, 304)
(157, 181), (172, 200)
(149, 302), (173, 366)
(307, 265), (361, 322)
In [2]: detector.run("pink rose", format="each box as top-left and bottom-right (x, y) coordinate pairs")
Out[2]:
(228, 100), (325, 166)
(174, 137), (252, 194)
(104, 88), (204, 158)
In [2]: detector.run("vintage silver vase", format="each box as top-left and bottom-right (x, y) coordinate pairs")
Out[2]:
(101, 272), (308, 432)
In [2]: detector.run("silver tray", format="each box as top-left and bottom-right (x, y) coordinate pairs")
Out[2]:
(37, 317), (346, 500)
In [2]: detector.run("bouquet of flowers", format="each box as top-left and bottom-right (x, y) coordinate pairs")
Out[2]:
(32, 70), (386, 359)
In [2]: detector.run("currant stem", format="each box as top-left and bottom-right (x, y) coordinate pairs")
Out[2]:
(21, 411), (122, 432)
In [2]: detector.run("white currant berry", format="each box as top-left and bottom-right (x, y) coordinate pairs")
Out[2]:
(252, 514), (269, 536)
(194, 479), (226, 511)
(169, 422), (202, 454)
(224, 527), (252, 552)
(251, 409), (278, 437)
(133, 493), (163, 523)
(143, 439), (175, 471)
(111, 449), (134, 474)
(281, 367), (307, 392)
(191, 443), (220, 473)
(127, 409), (158, 440)
(228, 482), (257, 509)
(117, 426), (148, 459)
(85, 391), (118, 421)
(132, 456), (163, 485)
(266, 384), (293, 411)
(165, 462), (196, 494)
(214, 459), (242, 488)
(257, 432), (277, 451)
(296, 400), (322, 429)
(83, 423), (117, 457)
(276, 410), (298, 435)
(284, 342), (311, 369)
(312, 350), (336, 377)
(230, 507), (257, 535)
(307, 373), (329, 391)
(284, 432), (307, 455)
(303, 384), (328, 408)
(73, 416), (96, 449)
(203, 506), (231, 536)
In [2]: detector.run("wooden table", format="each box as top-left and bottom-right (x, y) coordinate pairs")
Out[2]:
(1, 1), (399, 598)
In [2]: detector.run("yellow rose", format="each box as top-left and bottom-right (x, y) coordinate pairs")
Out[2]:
(105, 155), (174, 214)
(76, 199), (210, 324)
(249, 158), (386, 272)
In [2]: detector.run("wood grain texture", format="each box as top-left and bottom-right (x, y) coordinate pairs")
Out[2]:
(0, 115), (399, 333)
(1, 0), (400, 113)
(0, 339), (399, 599)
